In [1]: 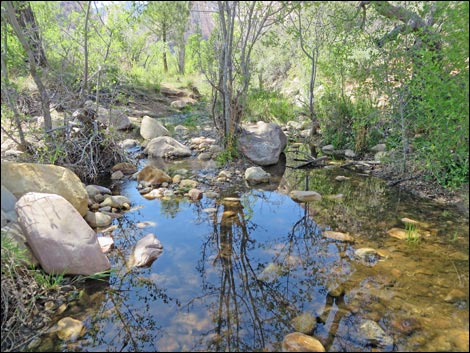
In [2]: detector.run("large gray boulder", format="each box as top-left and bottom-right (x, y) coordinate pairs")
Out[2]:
(16, 192), (110, 275)
(144, 136), (191, 158)
(239, 121), (287, 166)
(140, 115), (170, 140)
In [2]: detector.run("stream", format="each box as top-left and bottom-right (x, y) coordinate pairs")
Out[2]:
(34, 141), (469, 352)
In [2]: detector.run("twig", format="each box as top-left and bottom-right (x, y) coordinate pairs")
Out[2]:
(387, 174), (420, 187)
(293, 156), (328, 169)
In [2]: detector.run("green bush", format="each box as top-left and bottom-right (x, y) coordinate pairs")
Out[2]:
(245, 89), (297, 124)
(317, 90), (383, 152)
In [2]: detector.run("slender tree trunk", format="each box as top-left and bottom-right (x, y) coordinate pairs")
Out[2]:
(162, 23), (168, 73)
(308, 49), (316, 120)
(80, 1), (92, 105)
(4, 1), (52, 132)
(218, 1), (236, 146)
(178, 44), (185, 75)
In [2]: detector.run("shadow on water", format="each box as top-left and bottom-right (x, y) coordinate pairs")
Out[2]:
(35, 154), (469, 352)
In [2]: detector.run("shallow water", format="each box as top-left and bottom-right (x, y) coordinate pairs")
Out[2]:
(36, 155), (468, 352)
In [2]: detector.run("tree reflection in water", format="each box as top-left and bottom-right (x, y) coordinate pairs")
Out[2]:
(191, 190), (353, 351)
(81, 269), (176, 352)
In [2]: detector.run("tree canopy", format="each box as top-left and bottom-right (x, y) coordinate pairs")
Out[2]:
(1, 1), (468, 188)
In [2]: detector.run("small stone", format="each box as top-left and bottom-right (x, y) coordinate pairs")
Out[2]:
(335, 175), (350, 181)
(322, 231), (354, 242)
(188, 188), (203, 201)
(44, 301), (55, 311)
(111, 170), (124, 180)
(55, 317), (85, 342)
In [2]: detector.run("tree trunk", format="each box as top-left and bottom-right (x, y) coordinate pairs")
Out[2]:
(4, 1), (52, 132)
(217, 1), (237, 147)
(162, 24), (168, 73)
(178, 44), (185, 75)
(80, 1), (92, 105)
(14, 1), (48, 68)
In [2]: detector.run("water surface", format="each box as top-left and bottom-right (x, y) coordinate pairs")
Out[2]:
(37, 158), (469, 352)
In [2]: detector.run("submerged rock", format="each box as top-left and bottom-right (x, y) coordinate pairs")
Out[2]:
(358, 319), (394, 348)
(289, 190), (322, 202)
(137, 165), (172, 186)
(128, 233), (163, 268)
(322, 230), (354, 242)
(354, 248), (382, 265)
(55, 317), (85, 342)
(281, 332), (325, 352)
(291, 312), (317, 334)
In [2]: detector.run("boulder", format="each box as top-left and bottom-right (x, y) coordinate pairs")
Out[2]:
(97, 236), (114, 253)
(144, 136), (191, 158)
(140, 115), (170, 140)
(1, 162), (88, 216)
(358, 319), (394, 348)
(15, 192), (110, 275)
(239, 121), (287, 165)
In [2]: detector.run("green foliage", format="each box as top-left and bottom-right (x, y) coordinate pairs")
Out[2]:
(35, 139), (65, 165)
(128, 64), (162, 92)
(216, 134), (239, 166)
(403, 35), (469, 189)
(1, 232), (29, 269)
(2, 0), (468, 191)
(182, 113), (201, 129)
(245, 88), (297, 124)
(405, 223), (420, 244)
(317, 89), (383, 152)
(186, 33), (203, 74)
(31, 270), (66, 291)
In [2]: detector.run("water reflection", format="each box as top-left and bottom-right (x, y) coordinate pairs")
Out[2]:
(36, 164), (469, 352)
